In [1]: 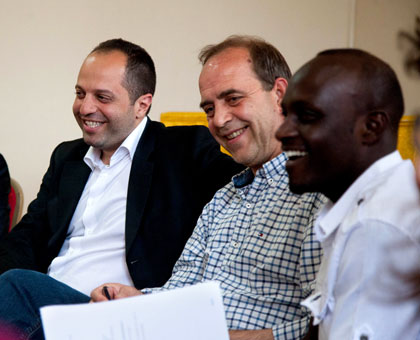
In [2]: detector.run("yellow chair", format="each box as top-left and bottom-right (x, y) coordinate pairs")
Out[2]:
(398, 115), (416, 162)
(160, 112), (208, 127)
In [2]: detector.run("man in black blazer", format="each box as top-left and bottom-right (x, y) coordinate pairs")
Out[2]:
(0, 39), (242, 292)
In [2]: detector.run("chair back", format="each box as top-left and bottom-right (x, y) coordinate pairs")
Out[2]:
(8, 178), (23, 231)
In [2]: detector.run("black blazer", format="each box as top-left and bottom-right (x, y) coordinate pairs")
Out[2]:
(0, 119), (243, 288)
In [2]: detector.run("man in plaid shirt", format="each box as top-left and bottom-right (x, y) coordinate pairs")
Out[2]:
(92, 35), (326, 340)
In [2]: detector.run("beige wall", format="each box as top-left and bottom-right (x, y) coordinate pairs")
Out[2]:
(354, 0), (420, 116)
(1, 0), (416, 212)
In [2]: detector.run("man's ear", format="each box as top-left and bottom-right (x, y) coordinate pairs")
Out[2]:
(134, 93), (153, 120)
(272, 77), (288, 108)
(361, 111), (388, 145)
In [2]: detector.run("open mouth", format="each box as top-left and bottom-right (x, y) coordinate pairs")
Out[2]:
(284, 150), (308, 160)
(83, 120), (104, 128)
(226, 127), (247, 140)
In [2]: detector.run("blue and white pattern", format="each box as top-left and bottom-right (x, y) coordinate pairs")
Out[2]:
(144, 153), (325, 339)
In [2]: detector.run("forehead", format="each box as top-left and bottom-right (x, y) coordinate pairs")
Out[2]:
(284, 58), (361, 111)
(199, 47), (260, 94)
(77, 51), (127, 88)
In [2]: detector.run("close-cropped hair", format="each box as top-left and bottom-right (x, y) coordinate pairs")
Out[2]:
(199, 35), (291, 91)
(91, 38), (156, 106)
(318, 48), (404, 133)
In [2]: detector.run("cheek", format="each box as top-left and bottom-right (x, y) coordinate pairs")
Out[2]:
(207, 120), (217, 136)
(72, 100), (80, 115)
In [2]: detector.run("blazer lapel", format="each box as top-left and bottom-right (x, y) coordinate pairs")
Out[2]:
(125, 119), (157, 251)
(55, 159), (91, 234)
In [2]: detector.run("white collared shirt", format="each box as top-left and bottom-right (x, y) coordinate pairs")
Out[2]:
(302, 151), (420, 340)
(48, 118), (147, 295)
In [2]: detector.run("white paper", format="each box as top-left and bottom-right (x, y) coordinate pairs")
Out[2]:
(40, 281), (229, 340)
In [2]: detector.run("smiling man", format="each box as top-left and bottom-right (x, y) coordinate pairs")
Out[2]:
(90, 36), (326, 340)
(277, 49), (420, 339)
(0, 38), (243, 339)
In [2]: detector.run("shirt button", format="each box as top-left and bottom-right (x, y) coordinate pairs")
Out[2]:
(268, 178), (274, 185)
(231, 241), (238, 247)
(246, 203), (252, 209)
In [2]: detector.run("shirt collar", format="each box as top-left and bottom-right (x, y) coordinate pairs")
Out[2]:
(84, 117), (148, 170)
(315, 150), (403, 241)
(232, 153), (287, 188)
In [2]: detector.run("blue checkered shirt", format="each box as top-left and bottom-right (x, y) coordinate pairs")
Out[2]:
(143, 153), (325, 339)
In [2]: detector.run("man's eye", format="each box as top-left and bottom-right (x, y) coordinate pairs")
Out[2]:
(203, 106), (214, 117)
(97, 95), (111, 103)
(299, 111), (320, 123)
(227, 96), (241, 105)
(75, 91), (85, 99)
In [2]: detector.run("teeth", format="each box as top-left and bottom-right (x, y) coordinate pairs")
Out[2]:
(285, 150), (308, 158)
(227, 128), (245, 140)
(85, 121), (103, 128)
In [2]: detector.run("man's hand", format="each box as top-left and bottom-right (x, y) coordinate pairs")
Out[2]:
(229, 329), (274, 340)
(90, 283), (142, 302)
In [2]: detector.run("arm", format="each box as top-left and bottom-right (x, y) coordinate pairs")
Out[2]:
(0, 151), (57, 272)
(0, 141), (89, 273)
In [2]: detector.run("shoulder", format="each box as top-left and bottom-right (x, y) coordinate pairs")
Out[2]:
(361, 160), (420, 235)
(143, 120), (216, 149)
(50, 138), (88, 162)
(202, 180), (237, 215)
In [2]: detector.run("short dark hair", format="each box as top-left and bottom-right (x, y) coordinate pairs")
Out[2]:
(91, 38), (156, 106)
(198, 35), (291, 91)
(317, 49), (404, 135)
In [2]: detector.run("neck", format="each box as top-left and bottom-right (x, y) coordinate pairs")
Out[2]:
(100, 150), (114, 165)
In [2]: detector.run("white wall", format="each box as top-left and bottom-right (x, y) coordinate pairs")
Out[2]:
(0, 0), (379, 211)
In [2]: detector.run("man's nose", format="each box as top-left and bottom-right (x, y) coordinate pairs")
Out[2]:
(78, 96), (97, 116)
(212, 105), (233, 128)
(276, 116), (296, 142)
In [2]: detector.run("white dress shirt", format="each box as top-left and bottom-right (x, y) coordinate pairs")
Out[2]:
(48, 118), (147, 295)
(302, 151), (420, 340)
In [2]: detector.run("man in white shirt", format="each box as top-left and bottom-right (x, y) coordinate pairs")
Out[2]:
(0, 38), (242, 336)
(276, 48), (420, 339)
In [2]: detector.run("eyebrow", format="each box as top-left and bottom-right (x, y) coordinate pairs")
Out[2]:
(199, 88), (245, 109)
(75, 85), (114, 96)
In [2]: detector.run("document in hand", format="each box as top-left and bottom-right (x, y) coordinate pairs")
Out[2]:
(40, 281), (229, 340)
